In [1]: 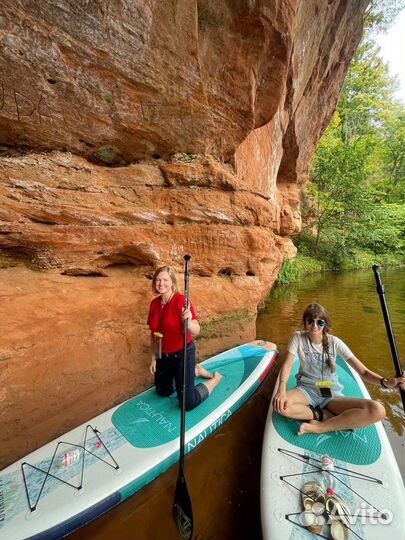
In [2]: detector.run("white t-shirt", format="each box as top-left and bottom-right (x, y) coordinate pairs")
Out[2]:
(289, 331), (353, 361)
(288, 331), (354, 386)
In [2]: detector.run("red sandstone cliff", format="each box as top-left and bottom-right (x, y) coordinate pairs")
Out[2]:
(0, 0), (368, 467)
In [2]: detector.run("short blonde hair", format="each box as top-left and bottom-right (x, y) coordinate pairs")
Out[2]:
(151, 266), (178, 294)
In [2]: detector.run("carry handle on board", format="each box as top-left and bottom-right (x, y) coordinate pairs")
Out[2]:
(372, 265), (405, 411)
(173, 254), (193, 539)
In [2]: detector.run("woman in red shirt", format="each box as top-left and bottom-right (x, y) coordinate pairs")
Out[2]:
(148, 265), (222, 410)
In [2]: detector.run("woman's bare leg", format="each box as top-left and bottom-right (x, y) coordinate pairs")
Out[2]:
(277, 388), (314, 421)
(298, 397), (385, 435)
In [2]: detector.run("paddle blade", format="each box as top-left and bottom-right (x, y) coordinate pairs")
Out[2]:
(173, 475), (193, 540)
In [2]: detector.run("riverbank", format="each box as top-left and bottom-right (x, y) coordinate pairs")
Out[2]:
(277, 250), (405, 285)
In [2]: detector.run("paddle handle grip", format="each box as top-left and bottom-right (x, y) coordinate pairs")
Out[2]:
(184, 254), (191, 312)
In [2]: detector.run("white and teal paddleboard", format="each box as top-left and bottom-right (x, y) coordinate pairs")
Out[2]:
(0, 340), (277, 540)
(261, 356), (405, 540)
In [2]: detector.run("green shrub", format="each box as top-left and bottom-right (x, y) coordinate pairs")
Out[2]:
(294, 255), (327, 275)
(277, 258), (301, 284)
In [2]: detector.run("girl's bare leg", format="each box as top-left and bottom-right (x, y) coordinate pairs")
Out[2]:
(276, 388), (314, 421)
(298, 397), (385, 435)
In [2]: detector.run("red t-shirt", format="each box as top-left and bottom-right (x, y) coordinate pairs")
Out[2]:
(147, 292), (197, 354)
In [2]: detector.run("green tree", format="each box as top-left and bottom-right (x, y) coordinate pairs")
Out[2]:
(380, 109), (405, 201)
(365, 0), (405, 32)
(309, 116), (375, 249)
(302, 29), (405, 268)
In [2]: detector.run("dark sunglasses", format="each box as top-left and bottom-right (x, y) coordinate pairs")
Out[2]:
(306, 318), (326, 328)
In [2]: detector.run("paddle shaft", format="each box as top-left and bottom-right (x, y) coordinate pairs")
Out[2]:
(372, 265), (405, 410)
(172, 254), (193, 540)
(180, 255), (191, 469)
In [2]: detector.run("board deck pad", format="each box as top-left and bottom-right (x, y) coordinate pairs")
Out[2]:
(112, 344), (265, 447)
(272, 357), (381, 465)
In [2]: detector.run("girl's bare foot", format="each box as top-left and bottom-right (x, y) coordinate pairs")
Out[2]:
(203, 372), (223, 395)
(195, 363), (214, 379)
(298, 420), (323, 435)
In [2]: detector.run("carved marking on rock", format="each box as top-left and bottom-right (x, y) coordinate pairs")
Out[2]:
(14, 91), (36, 121)
(0, 86), (57, 125)
(38, 95), (54, 124)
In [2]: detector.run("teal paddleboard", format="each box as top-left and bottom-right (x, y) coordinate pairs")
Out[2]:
(0, 340), (277, 540)
(261, 356), (405, 540)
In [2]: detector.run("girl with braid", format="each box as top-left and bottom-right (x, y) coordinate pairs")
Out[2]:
(273, 303), (405, 435)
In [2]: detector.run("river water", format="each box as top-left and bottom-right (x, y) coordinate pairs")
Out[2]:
(71, 267), (404, 540)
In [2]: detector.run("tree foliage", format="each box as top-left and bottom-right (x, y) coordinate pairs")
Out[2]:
(365, 0), (405, 32)
(300, 18), (405, 270)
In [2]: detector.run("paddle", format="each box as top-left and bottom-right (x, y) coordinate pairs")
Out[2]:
(372, 265), (405, 410)
(173, 254), (193, 540)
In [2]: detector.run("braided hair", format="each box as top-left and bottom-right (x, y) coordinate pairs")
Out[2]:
(302, 303), (335, 373)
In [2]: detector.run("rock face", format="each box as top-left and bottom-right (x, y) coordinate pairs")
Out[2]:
(0, 0), (367, 467)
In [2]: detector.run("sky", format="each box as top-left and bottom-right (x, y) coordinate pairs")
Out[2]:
(376, 8), (405, 103)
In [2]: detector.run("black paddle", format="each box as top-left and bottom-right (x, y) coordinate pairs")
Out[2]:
(372, 265), (405, 410)
(173, 254), (193, 540)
